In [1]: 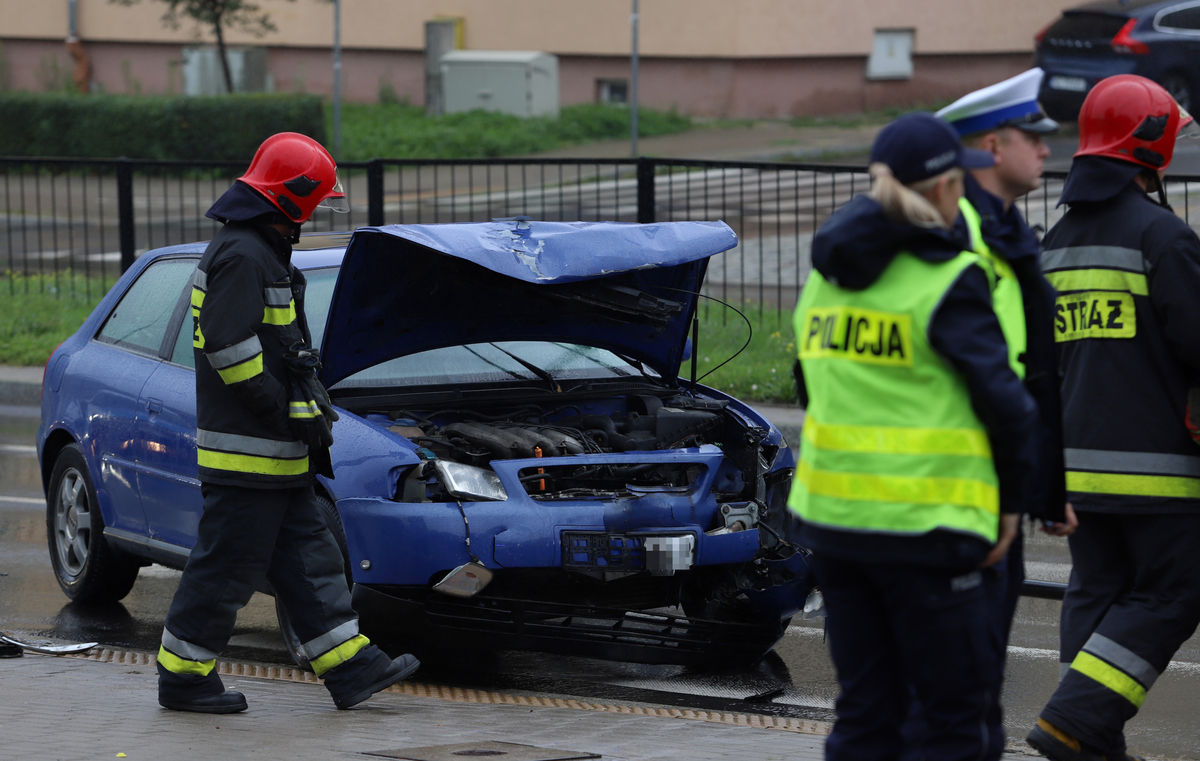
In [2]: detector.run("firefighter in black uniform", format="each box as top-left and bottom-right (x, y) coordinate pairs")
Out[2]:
(157, 132), (419, 714)
(1026, 75), (1200, 760)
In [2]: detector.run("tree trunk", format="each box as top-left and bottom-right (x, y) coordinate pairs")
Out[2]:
(212, 14), (234, 94)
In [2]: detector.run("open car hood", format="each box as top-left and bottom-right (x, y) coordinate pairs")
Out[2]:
(318, 220), (737, 387)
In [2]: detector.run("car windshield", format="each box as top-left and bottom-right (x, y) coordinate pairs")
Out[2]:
(303, 266), (656, 388)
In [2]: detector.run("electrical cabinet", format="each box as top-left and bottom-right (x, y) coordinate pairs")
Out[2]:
(441, 51), (559, 118)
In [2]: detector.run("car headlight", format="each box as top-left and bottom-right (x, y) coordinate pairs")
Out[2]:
(431, 461), (509, 502)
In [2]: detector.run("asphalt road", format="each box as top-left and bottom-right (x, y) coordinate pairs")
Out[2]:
(5, 402), (1200, 757)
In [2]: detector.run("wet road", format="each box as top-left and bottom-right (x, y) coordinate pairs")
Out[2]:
(2, 404), (1198, 759)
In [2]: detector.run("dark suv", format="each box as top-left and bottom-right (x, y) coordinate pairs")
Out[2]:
(1035, 0), (1200, 120)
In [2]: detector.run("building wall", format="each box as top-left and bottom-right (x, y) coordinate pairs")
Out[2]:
(1, 0), (1075, 117)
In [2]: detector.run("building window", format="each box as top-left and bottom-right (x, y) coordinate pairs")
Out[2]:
(866, 29), (915, 81)
(596, 79), (628, 105)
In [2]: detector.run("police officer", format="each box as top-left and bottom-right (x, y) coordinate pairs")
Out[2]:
(157, 132), (419, 713)
(930, 68), (1077, 753)
(1025, 75), (1200, 761)
(789, 112), (1040, 760)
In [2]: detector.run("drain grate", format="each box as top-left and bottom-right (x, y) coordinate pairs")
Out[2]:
(364, 741), (600, 761)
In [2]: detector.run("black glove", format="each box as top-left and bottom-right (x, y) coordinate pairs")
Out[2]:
(288, 406), (334, 450)
(283, 342), (338, 450)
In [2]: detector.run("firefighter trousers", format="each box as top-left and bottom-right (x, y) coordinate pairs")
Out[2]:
(161, 482), (359, 673)
(1042, 512), (1200, 753)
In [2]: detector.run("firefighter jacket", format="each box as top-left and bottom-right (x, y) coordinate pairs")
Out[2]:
(959, 175), (1067, 523)
(789, 195), (1040, 569)
(191, 222), (317, 488)
(1041, 157), (1200, 514)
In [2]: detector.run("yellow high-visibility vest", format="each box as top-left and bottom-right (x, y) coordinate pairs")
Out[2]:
(789, 249), (1000, 543)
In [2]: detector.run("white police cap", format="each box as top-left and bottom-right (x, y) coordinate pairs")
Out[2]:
(937, 68), (1059, 136)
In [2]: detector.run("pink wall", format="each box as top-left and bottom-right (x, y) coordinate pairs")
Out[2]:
(1, 38), (1036, 120)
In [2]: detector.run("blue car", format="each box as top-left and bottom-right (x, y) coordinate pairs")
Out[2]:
(1035, 0), (1200, 120)
(37, 219), (811, 667)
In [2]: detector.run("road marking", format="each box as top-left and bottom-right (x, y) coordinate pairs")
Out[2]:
(0, 444), (36, 455)
(1008, 645), (1200, 674)
(0, 495), (45, 506)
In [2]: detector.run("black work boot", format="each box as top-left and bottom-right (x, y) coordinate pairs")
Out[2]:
(157, 662), (248, 714)
(1026, 719), (1145, 761)
(321, 643), (420, 710)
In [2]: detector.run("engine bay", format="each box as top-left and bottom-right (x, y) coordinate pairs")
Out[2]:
(381, 392), (773, 502)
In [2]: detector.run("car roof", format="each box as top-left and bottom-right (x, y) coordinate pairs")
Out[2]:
(1064, 0), (1178, 15)
(138, 232), (349, 269)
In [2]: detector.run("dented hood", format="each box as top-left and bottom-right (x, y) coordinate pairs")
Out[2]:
(318, 220), (738, 386)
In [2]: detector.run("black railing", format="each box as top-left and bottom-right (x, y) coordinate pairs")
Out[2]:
(10, 153), (1149, 600)
(7, 155), (1200, 324)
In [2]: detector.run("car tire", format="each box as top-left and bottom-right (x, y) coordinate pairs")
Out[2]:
(276, 494), (351, 671)
(1161, 72), (1193, 114)
(45, 443), (140, 603)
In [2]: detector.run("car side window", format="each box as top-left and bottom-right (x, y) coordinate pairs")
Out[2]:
(96, 258), (197, 357)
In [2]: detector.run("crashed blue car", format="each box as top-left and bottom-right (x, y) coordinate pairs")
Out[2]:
(37, 219), (810, 667)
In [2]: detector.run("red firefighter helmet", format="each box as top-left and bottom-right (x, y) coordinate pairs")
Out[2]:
(238, 132), (348, 223)
(1074, 75), (1186, 170)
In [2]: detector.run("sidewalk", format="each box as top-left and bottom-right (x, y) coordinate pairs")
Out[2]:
(1, 647), (1043, 761)
(525, 119), (881, 163)
(0, 364), (42, 407)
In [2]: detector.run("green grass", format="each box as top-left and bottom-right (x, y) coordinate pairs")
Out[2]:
(333, 102), (693, 160)
(0, 272), (115, 366)
(684, 302), (798, 404)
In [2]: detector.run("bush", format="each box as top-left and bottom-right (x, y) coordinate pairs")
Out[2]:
(0, 92), (326, 160)
(0, 93), (690, 161)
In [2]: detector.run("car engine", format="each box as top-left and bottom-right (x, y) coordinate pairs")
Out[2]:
(391, 393), (771, 502)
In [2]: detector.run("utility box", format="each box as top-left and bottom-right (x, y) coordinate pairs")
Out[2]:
(441, 51), (559, 118)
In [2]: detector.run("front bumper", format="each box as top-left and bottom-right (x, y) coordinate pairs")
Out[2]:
(352, 583), (788, 667)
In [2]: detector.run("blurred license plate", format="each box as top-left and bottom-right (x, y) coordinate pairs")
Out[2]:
(1048, 75), (1087, 92)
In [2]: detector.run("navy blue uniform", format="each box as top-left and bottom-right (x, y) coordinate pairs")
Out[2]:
(795, 194), (1039, 761)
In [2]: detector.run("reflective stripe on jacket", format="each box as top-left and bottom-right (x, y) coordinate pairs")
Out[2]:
(192, 223), (312, 488)
(1040, 183), (1200, 512)
(788, 249), (1000, 546)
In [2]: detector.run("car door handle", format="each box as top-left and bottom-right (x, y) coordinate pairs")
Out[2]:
(145, 398), (163, 415)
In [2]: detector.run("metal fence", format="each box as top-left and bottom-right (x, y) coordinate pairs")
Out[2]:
(7, 155), (1200, 321)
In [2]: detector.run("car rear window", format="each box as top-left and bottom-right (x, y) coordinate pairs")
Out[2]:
(1159, 4), (1200, 31)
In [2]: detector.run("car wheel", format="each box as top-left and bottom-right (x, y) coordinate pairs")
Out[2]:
(45, 443), (140, 603)
(1161, 72), (1193, 114)
(276, 494), (350, 671)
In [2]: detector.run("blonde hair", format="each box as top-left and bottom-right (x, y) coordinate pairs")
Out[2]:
(868, 163), (962, 229)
